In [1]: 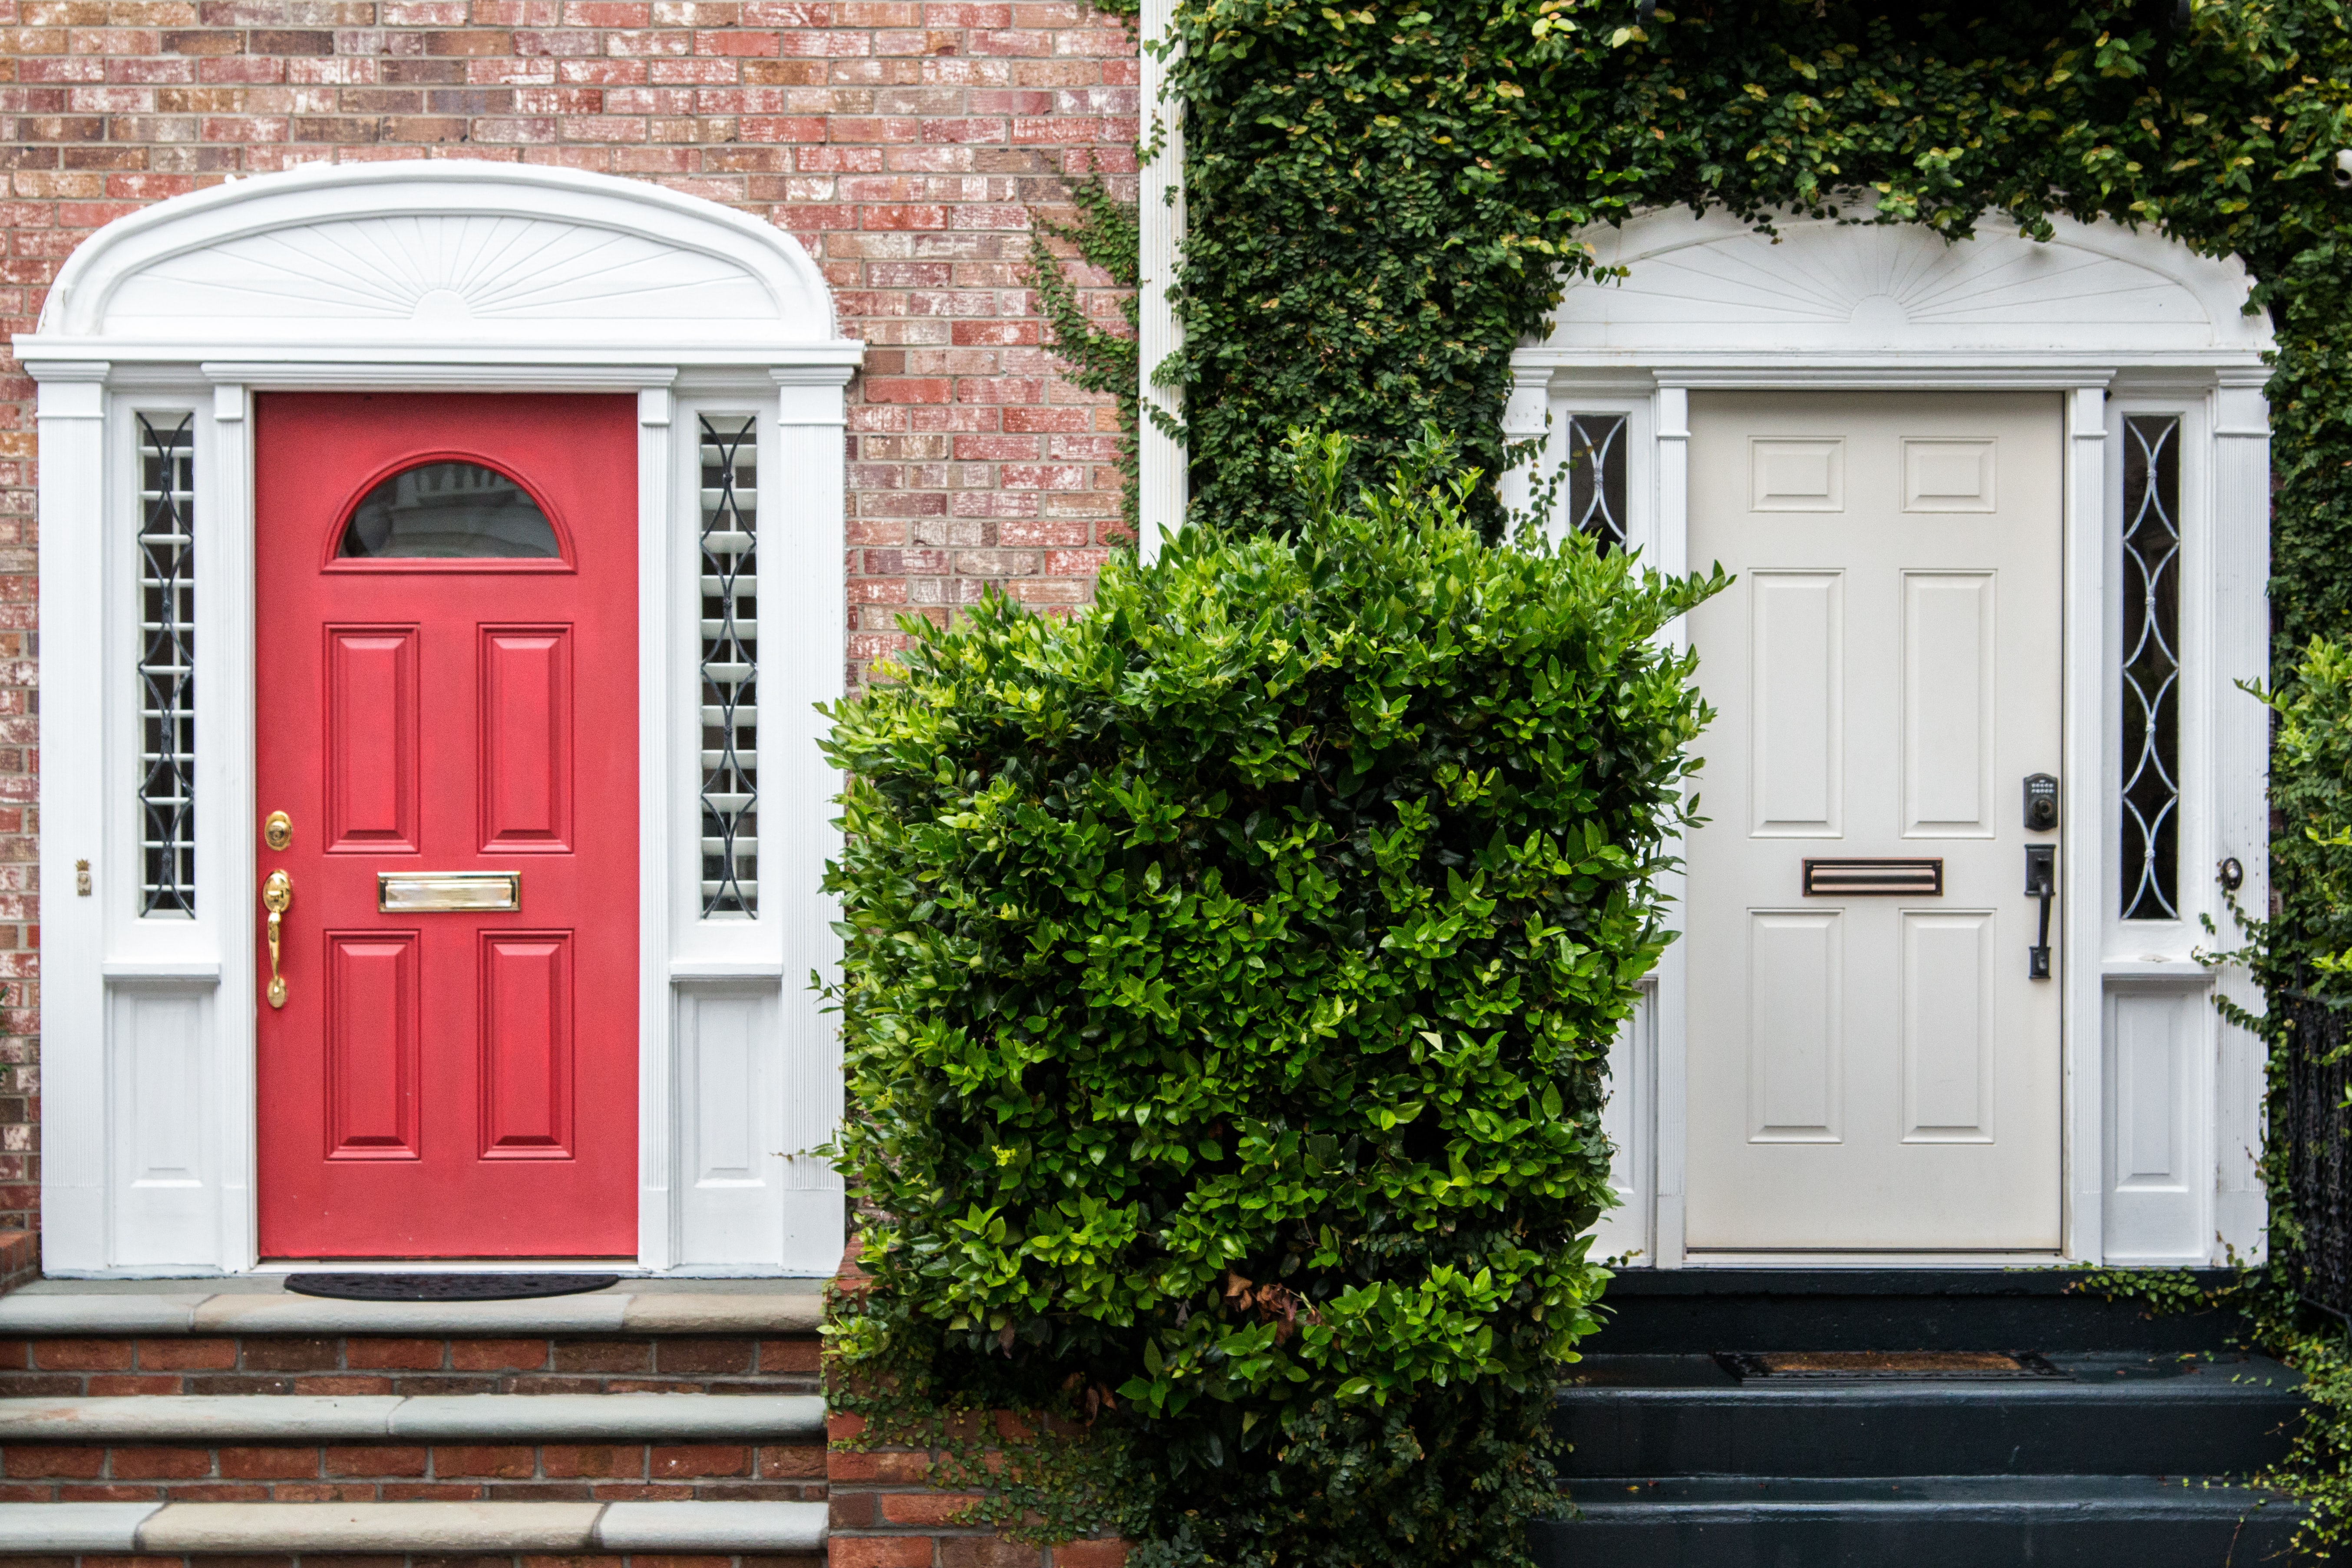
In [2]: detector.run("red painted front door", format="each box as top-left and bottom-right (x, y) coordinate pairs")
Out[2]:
(255, 394), (638, 1258)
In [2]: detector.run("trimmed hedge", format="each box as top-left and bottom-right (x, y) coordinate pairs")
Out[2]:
(824, 430), (1722, 1562)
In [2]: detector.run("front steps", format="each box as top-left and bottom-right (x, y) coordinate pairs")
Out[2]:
(1538, 1269), (2312, 1566)
(0, 1277), (830, 1562)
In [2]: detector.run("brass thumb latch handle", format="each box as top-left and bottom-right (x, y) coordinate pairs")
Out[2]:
(262, 868), (293, 1009)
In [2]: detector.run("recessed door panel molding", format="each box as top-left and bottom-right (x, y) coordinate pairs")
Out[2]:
(325, 627), (418, 851)
(480, 626), (574, 851)
(1903, 571), (1996, 838)
(1903, 438), (1998, 512)
(1900, 910), (1996, 1143)
(1750, 571), (1844, 837)
(480, 932), (575, 1159)
(675, 983), (789, 1268)
(2103, 984), (2208, 1261)
(1751, 437), (1846, 512)
(324, 933), (420, 1160)
(1748, 911), (1842, 1142)
(107, 982), (215, 1267)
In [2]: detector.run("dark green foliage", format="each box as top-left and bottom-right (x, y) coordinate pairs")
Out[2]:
(1161, 0), (2352, 544)
(825, 429), (1723, 1564)
(1029, 176), (1144, 533)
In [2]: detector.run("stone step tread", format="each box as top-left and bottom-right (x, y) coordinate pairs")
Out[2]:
(0, 1499), (827, 1553)
(1559, 1351), (2302, 1403)
(0, 1391), (825, 1442)
(0, 1288), (824, 1339)
(1564, 1474), (2292, 1515)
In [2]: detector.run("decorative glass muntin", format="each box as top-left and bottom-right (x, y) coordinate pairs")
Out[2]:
(137, 413), (197, 917)
(2120, 414), (2183, 922)
(698, 415), (759, 917)
(1564, 413), (1629, 553)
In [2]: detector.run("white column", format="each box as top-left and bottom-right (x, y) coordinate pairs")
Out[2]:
(2210, 369), (2272, 1261)
(207, 379), (257, 1272)
(1650, 384), (1690, 1267)
(771, 366), (852, 1274)
(2064, 383), (2108, 1263)
(30, 363), (110, 1273)
(636, 384), (679, 1270)
(1136, 0), (1186, 557)
(1497, 359), (1551, 525)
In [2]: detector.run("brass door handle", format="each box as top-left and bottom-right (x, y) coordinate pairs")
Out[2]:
(263, 869), (293, 1009)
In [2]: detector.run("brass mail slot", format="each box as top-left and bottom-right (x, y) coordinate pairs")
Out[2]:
(1802, 858), (1944, 897)
(378, 871), (521, 913)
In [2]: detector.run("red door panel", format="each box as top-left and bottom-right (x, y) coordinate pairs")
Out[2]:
(256, 393), (637, 1259)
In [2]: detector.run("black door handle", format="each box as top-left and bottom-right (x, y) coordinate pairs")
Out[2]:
(2025, 845), (2055, 980)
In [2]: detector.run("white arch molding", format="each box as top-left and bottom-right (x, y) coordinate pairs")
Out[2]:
(1513, 208), (2274, 1272)
(20, 161), (863, 1277)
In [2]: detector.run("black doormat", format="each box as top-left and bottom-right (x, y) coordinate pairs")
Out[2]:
(1715, 1350), (2068, 1381)
(284, 1272), (623, 1302)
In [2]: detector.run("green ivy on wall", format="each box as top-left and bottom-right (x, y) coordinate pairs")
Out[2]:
(1162, 0), (2352, 576)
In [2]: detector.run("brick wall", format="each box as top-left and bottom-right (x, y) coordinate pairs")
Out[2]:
(0, 0), (1142, 1237)
(827, 1408), (1129, 1568)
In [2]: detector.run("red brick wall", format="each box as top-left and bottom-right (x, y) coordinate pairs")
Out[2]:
(827, 1408), (1130, 1568)
(0, 0), (1141, 1238)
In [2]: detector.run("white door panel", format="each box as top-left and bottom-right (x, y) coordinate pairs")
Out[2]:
(1686, 393), (2064, 1252)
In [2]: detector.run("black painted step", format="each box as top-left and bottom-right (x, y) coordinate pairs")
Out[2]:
(1589, 1268), (2248, 1355)
(1540, 1476), (2308, 1568)
(1559, 1352), (2304, 1479)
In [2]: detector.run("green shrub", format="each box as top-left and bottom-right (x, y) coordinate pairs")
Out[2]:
(823, 429), (1723, 1564)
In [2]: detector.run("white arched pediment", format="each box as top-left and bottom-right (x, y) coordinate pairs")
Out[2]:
(1541, 208), (2270, 360)
(34, 160), (847, 359)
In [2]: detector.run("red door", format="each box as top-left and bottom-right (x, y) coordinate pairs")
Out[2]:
(255, 394), (638, 1258)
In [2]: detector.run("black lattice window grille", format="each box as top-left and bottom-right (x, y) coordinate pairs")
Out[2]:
(1564, 413), (1629, 553)
(137, 413), (197, 917)
(2121, 413), (2183, 922)
(699, 414), (759, 917)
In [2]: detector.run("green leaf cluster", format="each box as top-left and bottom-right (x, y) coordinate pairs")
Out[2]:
(824, 428), (1722, 1562)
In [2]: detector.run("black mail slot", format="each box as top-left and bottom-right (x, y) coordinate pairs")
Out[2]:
(1803, 858), (1944, 897)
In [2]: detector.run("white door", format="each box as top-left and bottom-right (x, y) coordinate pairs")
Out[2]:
(1683, 393), (2064, 1252)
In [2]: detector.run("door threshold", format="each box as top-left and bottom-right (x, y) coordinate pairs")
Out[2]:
(1680, 1252), (2070, 1269)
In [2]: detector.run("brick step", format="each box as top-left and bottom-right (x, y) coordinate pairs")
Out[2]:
(0, 1283), (825, 1397)
(0, 1499), (828, 1555)
(0, 1391), (826, 1504)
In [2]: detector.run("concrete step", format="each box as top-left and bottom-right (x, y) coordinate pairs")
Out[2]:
(0, 1498), (827, 1553)
(0, 1392), (825, 1442)
(0, 1281), (825, 1339)
(1543, 1476), (2306, 1567)
(1558, 1352), (2303, 1479)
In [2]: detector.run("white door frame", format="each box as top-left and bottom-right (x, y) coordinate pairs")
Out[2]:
(21, 161), (864, 1277)
(1508, 209), (2274, 1268)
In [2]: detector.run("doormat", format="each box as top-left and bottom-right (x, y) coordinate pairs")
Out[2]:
(284, 1272), (623, 1302)
(1714, 1351), (2067, 1381)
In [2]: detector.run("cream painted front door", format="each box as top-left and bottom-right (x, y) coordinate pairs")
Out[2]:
(1683, 393), (2064, 1252)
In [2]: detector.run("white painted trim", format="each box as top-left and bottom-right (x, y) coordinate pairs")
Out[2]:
(24, 162), (862, 1277)
(1521, 210), (2273, 1268)
(1136, 0), (1186, 555)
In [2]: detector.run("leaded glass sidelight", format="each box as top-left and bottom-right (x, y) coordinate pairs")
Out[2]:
(1564, 413), (1629, 553)
(137, 413), (196, 916)
(2121, 414), (2183, 921)
(699, 415), (759, 917)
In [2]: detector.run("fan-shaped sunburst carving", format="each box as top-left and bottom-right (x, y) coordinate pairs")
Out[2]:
(113, 212), (775, 327)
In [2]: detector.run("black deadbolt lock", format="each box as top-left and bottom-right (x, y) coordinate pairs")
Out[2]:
(2023, 773), (2060, 832)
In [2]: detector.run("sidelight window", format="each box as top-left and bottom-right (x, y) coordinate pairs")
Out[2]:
(698, 415), (759, 917)
(1563, 413), (1629, 554)
(2120, 414), (2183, 922)
(137, 413), (196, 916)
